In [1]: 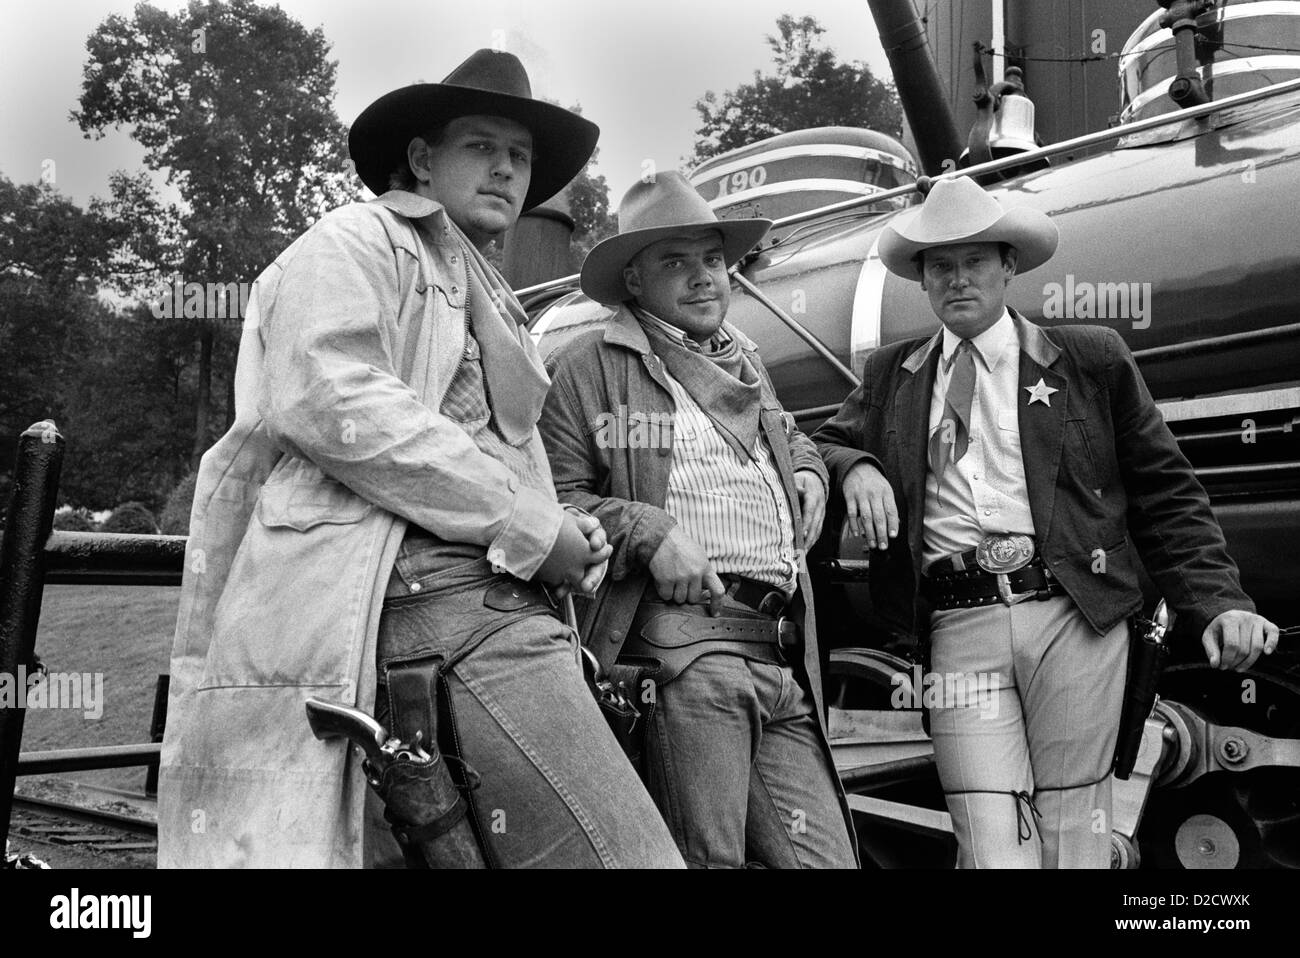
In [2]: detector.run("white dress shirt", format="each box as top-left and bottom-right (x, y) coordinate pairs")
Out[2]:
(922, 310), (1036, 569)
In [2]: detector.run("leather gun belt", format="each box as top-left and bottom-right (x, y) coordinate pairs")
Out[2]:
(621, 601), (800, 685)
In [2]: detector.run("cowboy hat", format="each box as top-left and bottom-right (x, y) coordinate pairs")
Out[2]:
(348, 49), (599, 211)
(878, 176), (1058, 280)
(580, 172), (772, 306)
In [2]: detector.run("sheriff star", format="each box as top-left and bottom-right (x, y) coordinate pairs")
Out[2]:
(1025, 378), (1058, 406)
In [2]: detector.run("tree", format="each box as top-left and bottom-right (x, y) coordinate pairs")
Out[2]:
(690, 14), (903, 167)
(541, 102), (615, 266)
(0, 176), (118, 293)
(54, 299), (202, 510)
(74, 0), (357, 469)
(566, 151), (616, 265)
(0, 174), (116, 497)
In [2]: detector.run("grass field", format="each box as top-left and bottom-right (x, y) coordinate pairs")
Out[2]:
(17, 584), (178, 793)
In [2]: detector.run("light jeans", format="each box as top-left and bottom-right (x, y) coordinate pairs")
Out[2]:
(927, 594), (1128, 868)
(643, 649), (858, 869)
(372, 547), (684, 869)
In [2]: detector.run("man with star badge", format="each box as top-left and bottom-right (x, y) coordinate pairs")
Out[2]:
(813, 176), (1277, 868)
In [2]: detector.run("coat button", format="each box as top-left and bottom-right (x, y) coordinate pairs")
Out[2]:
(409, 582), (422, 593)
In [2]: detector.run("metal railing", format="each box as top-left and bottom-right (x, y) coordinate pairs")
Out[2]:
(0, 421), (181, 852)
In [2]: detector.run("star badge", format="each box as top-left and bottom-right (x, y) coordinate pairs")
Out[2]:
(1025, 378), (1058, 407)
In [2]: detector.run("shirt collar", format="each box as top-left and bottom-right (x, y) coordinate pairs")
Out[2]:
(369, 190), (460, 246)
(941, 309), (1015, 373)
(634, 305), (731, 353)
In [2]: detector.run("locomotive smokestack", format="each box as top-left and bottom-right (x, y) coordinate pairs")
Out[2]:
(867, 0), (965, 175)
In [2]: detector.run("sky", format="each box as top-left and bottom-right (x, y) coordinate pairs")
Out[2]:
(0, 0), (895, 209)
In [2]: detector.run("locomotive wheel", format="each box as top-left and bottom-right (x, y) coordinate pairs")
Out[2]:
(1111, 833), (1141, 869)
(825, 649), (956, 868)
(1140, 662), (1300, 869)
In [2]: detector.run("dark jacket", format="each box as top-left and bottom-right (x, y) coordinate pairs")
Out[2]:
(538, 305), (832, 717)
(812, 311), (1252, 642)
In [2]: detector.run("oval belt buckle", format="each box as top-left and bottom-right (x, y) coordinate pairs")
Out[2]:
(975, 533), (1035, 574)
(976, 534), (1036, 606)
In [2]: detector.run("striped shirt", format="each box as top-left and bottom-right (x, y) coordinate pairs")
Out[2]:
(438, 250), (553, 498)
(661, 369), (799, 596)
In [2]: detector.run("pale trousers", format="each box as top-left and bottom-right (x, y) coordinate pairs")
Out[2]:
(927, 594), (1128, 868)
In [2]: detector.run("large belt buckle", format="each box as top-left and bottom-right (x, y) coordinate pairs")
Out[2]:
(975, 534), (1035, 607)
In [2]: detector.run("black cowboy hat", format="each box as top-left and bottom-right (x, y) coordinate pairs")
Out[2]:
(348, 49), (599, 211)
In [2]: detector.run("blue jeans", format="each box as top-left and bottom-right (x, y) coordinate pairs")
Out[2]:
(642, 646), (858, 869)
(373, 542), (684, 869)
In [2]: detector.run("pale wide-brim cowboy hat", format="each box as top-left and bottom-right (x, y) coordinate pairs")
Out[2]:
(580, 171), (772, 306)
(348, 49), (599, 211)
(878, 176), (1059, 280)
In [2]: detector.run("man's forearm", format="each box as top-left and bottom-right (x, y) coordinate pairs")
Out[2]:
(788, 428), (830, 488)
(1108, 330), (1253, 634)
(810, 380), (881, 489)
(553, 488), (676, 580)
(259, 211), (562, 580)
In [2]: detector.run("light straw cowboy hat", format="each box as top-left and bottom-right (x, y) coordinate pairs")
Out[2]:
(879, 176), (1059, 280)
(580, 172), (772, 306)
(349, 49), (599, 211)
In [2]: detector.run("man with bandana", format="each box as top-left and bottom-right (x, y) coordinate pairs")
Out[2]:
(540, 172), (858, 869)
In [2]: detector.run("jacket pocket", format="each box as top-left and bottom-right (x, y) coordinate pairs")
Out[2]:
(256, 478), (372, 532)
(1066, 419), (1103, 496)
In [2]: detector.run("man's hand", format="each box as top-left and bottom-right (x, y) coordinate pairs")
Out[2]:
(539, 510), (612, 597)
(647, 526), (724, 616)
(566, 511), (609, 597)
(842, 461), (899, 550)
(794, 470), (827, 549)
(1201, 609), (1280, 671)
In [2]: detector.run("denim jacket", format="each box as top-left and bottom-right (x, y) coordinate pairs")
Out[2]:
(159, 191), (562, 868)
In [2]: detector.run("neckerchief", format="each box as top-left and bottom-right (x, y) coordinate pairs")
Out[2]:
(460, 234), (550, 446)
(634, 305), (762, 462)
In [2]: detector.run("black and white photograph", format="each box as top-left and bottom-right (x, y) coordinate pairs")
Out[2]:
(1, 0), (1297, 936)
